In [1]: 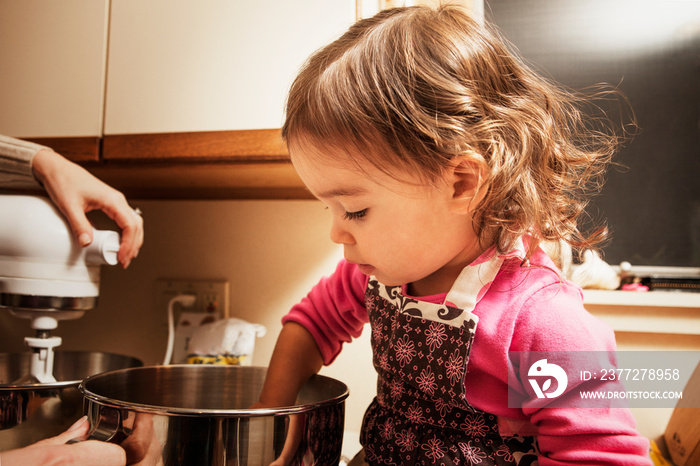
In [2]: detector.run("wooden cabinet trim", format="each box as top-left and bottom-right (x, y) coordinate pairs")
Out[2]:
(102, 128), (288, 161)
(25, 137), (101, 162)
(24, 130), (310, 199)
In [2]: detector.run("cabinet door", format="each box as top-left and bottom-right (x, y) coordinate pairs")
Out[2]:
(103, 0), (356, 135)
(0, 0), (109, 141)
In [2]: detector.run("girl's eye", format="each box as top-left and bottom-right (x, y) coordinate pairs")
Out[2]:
(344, 209), (368, 221)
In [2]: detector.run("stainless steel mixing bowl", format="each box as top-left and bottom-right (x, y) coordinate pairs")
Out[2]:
(79, 365), (349, 465)
(0, 350), (143, 450)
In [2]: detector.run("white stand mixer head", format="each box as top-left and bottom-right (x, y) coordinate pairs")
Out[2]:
(0, 194), (121, 384)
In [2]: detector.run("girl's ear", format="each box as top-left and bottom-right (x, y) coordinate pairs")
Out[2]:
(448, 155), (489, 213)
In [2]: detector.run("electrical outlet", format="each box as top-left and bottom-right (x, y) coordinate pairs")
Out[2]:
(155, 279), (230, 318)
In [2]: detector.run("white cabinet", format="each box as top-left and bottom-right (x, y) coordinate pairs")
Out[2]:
(0, 0), (355, 138)
(0, 0), (109, 139)
(103, 0), (356, 135)
(0, 0), (355, 198)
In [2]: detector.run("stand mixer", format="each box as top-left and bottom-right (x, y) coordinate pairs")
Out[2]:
(0, 194), (120, 383)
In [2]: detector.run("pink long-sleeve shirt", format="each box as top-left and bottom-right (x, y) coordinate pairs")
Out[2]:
(283, 249), (652, 465)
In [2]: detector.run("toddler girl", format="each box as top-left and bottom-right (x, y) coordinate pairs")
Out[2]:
(258, 5), (651, 465)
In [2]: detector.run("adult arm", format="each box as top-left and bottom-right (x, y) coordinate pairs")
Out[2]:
(0, 134), (45, 187)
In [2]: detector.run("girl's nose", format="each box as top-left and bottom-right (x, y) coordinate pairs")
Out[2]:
(330, 219), (355, 245)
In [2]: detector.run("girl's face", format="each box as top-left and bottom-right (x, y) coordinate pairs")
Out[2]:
(291, 145), (488, 296)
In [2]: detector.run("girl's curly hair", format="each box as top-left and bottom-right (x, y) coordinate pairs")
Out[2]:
(282, 4), (628, 258)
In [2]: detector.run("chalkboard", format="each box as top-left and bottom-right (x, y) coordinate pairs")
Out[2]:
(488, 0), (700, 267)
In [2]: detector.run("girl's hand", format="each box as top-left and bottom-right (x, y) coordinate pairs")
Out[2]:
(31, 149), (144, 269)
(0, 416), (127, 466)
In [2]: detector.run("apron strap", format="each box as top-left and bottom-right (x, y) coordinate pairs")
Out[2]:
(445, 237), (526, 312)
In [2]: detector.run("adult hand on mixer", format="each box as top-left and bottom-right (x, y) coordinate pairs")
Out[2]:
(0, 416), (127, 466)
(31, 148), (144, 269)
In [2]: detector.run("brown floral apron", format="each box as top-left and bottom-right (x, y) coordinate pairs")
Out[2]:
(359, 244), (540, 465)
